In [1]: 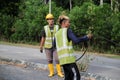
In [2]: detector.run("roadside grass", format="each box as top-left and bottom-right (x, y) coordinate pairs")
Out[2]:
(0, 41), (120, 59)
(98, 53), (120, 59)
(0, 41), (40, 49)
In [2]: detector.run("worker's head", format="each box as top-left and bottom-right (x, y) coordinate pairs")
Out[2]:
(58, 15), (70, 28)
(46, 13), (54, 27)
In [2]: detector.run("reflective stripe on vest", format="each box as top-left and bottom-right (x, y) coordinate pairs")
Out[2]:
(55, 28), (75, 65)
(44, 25), (59, 48)
(57, 46), (73, 52)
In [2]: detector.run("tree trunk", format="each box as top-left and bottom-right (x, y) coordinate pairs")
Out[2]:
(114, 0), (119, 12)
(44, 0), (49, 4)
(69, 0), (72, 10)
(111, 0), (113, 10)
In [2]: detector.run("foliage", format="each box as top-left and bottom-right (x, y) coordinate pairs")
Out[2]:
(0, 0), (20, 16)
(0, 13), (14, 40)
(10, 0), (63, 42)
(69, 3), (120, 53)
(93, 4), (120, 53)
(110, 13), (120, 53)
(69, 2), (96, 36)
(0, 0), (120, 54)
(92, 4), (112, 52)
(53, 0), (93, 10)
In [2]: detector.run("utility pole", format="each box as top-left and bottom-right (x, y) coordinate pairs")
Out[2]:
(100, 0), (103, 6)
(49, 0), (51, 13)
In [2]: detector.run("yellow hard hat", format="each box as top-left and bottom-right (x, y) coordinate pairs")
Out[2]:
(46, 13), (54, 20)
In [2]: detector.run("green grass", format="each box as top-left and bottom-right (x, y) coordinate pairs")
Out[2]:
(99, 53), (120, 59)
(0, 41), (40, 49)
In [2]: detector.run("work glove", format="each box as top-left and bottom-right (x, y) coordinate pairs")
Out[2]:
(87, 33), (93, 39)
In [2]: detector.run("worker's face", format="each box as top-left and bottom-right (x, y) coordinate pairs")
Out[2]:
(64, 20), (70, 28)
(47, 18), (54, 26)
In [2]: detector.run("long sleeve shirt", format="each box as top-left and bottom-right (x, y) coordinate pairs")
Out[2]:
(67, 28), (89, 44)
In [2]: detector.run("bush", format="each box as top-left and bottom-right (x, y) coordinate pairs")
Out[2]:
(0, 13), (14, 40)
(69, 2), (120, 53)
(69, 2), (96, 36)
(11, 0), (63, 42)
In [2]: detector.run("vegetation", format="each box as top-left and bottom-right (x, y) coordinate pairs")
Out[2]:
(0, 0), (120, 54)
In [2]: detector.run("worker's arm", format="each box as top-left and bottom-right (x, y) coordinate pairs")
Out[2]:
(67, 28), (92, 44)
(40, 37), (45, 53)
(40, 29), (46, 53)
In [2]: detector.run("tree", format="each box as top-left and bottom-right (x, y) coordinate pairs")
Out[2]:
(11, 0), (63, 42)
(0, 0), (20, 40)
(69, 2), (96, 36)
(111, 0), (120, 13)
(44, 0), (49, 4)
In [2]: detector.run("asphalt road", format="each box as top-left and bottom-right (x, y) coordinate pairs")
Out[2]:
(88, 56), (120, 80)
(0, 44), (47, 64)
(0, 44), (120, 80)
(0, 64), (62, 80)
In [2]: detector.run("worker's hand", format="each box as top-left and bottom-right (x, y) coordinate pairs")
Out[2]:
(40, 46), (43, 53)
(87, 33), (93, 39)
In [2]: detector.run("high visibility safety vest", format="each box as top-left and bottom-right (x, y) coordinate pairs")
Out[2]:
(55, 28), (76, 65)
(44, 25), (59, 48)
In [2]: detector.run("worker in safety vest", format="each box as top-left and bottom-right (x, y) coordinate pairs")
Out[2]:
(40, 13), (64, 77)
(55, 15), (92, 80)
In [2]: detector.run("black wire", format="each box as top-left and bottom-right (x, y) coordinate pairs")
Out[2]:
(76, 48), (88, 62)
(98, 35), (120, 47)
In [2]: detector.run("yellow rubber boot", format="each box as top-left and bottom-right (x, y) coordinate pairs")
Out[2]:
(48, 64), (54, 77)
(56, 64), (64, 78)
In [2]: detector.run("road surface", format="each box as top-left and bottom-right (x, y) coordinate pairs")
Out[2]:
(0, 44), (120, 80)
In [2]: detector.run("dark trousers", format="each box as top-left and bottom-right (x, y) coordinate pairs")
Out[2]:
(62, 63), (81, 80)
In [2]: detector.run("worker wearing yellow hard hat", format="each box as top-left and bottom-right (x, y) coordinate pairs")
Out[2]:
(40, 13), (64, 77)
(46, 13), (54, 19)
